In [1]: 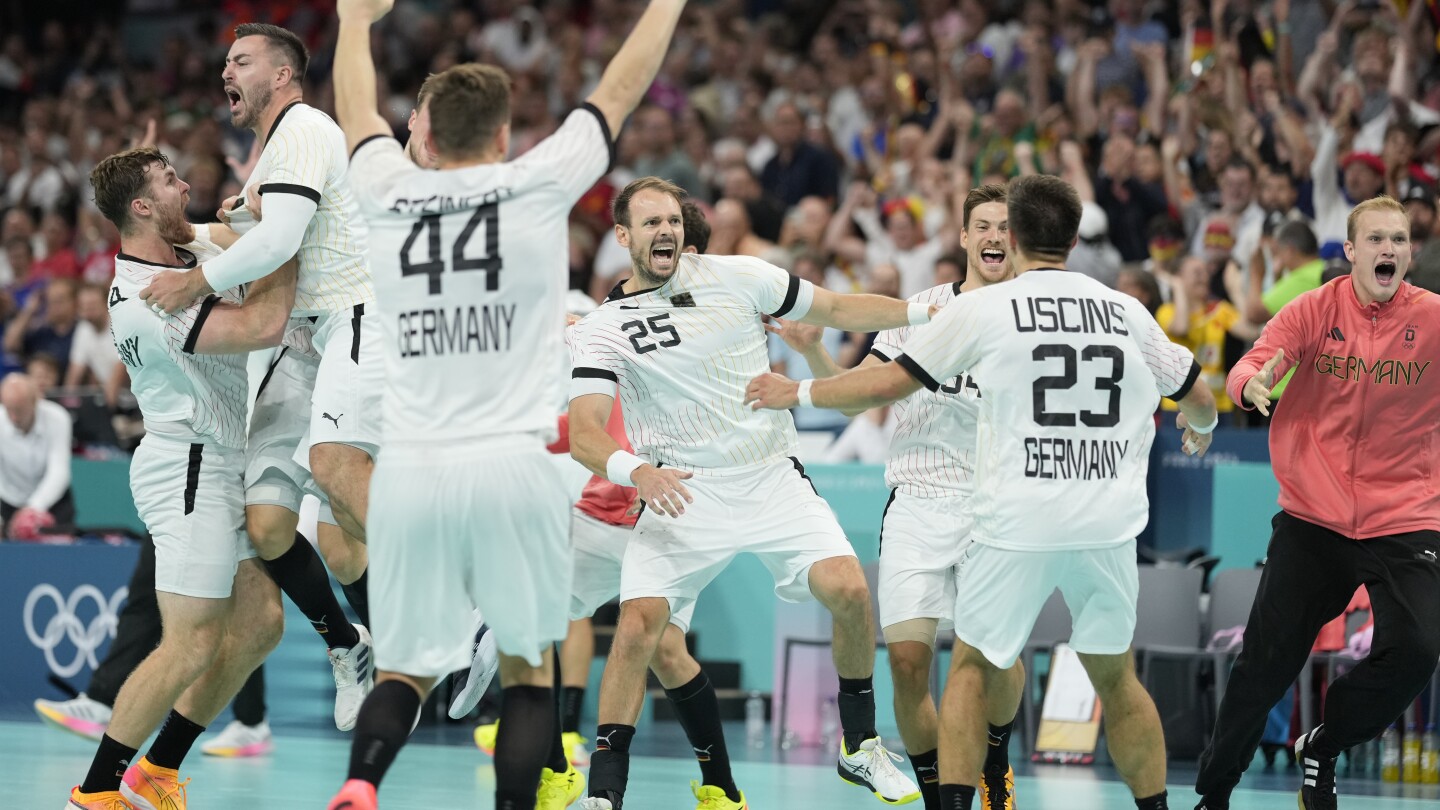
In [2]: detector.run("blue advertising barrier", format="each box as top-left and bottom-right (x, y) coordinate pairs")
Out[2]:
(1144, 427), (1272, 554)
(0, 543), (139, 714)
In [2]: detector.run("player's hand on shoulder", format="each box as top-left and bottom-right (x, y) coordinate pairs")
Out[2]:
(765, 317), (823, 352)
(337, 0), (395, 23)
(1176, 412), (1213, 457)
(744, 372), (799, 411)
(633, 465), (694, 518)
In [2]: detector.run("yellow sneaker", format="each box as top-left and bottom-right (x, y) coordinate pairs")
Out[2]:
(691, 780), (748, 809)
(474, 721), (499, 756)
(63, 786), (132, 809)
(563, 731), (590, 767)
(537, 763), (585, 809)
(119, 756), (188, 810)
(980, 766), (1015, 810)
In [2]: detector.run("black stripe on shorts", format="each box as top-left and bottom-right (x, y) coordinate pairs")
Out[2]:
(184, 444), (203, 516)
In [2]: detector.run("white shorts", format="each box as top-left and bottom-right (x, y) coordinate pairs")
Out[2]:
(131, 436), (254, 599)
(952, 539), (1139, 668)
(570, 509), (694, 628)
(369, 438), (572, 675)
(244, 347), (337, 526)
(878, 491), (970, 630)
(621, 457), (855, 633)
(303, 305), (383, 461)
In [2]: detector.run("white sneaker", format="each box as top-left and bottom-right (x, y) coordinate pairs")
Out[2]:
(200, 719), (274, 757)
(34, 693), (111, 741)
(837, 736), (921, 805)
(578, 798), (613, 810)
(447, 622), (499, 719)
(329, 624), (375, 731)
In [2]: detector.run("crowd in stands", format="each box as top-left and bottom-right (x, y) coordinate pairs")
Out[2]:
(3, 0), (1440, 459)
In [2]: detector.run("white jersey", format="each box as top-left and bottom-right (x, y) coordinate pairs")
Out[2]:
(243, 102), (372, 314)
(898, 269), (1199, 551)
(350, 105), (614, 446)
(569, 252), (817, 473)
(109, 244), (249, 448)
(870, 282), (978, 498)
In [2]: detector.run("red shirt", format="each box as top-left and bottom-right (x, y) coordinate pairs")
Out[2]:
(1227, 278), (1440, 539)
(32, 247), (81, 281)
(548, 403), (638, 527)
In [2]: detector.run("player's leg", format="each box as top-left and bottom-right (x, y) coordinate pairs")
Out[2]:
(585, 595), (673, 809)
(1062, 541), (1168, 808)
(1195, 514), (1357, 809)
(309, 441), (372, 539)
(558, 617), (595, 764)
(650, 610), (745, 807)
(68, 589), (230, 806)
(306, 305), (383, 541)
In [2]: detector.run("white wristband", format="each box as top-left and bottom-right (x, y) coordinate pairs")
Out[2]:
(605, 450), (646, 487)
(1188, 412), (1219, 435)
(907, 302), (932, 325)
(189, 223), (213, 246)
(796, 379), (815, 408)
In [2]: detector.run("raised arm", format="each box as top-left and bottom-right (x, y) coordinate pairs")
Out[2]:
(585, 0), (688, 137)
(765, 317), (884, 416)
(334, 0), (394, 155)
(188, 259), (298, 354)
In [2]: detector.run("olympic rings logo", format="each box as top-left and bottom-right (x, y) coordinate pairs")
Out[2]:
(22, 584), (128, 679)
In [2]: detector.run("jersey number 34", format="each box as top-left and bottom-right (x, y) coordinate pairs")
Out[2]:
(400, 203), (501, 295)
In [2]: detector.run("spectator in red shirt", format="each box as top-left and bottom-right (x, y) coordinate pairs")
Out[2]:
(32, 211), (81, 281)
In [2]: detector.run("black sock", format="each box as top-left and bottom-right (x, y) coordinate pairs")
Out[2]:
(232, 665), (266, 726)
(547, 647), (568, 773)
(495, 686), (556, 810)
(588, 723), (635, 807)
(81, 734), (139, 795)
(146, 710), (205, 770)
(838, 676), (877, 752)
(348, 680), (422, 786)
(341, 569), (370, 628)
(1135, 790), (1169, 809)
(561, 686), (586, 734)
(666, 671), (740, 802)
(262, 534), (360, 649)
(984, 720), (1014, 774)
(939, 783), (975, 810)
(909, 749), (940, 810)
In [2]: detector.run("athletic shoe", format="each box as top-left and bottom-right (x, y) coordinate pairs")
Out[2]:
(980, 765), (1015, 809)
(447, 622), (499, 719)
(578, 799), (613, 810)
(326, 779), (377, 810)
(537, 763), (586, 809)
(474, 720), (499, 756)
(199, 719), (273, 757)
(36, 694), (112, 741)
(691, 780), (748, 809)
(837, 736), (921, 805)
(119, 756), (188, 810)
(564, 732), (591, 767)
(1295, 728), (1338, 810)
(330, 624), (375, 731)
(62, 787), (132, 809)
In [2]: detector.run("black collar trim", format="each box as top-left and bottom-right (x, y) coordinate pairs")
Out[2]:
(117, 247), (197, 269)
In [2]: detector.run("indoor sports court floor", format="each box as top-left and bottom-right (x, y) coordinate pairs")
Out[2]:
(11, 715), (1440, 809)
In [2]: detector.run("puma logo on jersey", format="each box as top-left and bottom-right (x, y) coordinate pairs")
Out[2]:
(323, 413), (343, 428)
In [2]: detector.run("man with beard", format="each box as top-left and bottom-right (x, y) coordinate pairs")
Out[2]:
(766, 184), (1025, 810)
(569, 176), (931, 810)
(137, 22), (390, 732)
(63, 147), (296, 810)
(1196, 196), (1440, 810)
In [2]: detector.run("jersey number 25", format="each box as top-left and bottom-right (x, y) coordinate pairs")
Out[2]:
(400, 203), (501, 295)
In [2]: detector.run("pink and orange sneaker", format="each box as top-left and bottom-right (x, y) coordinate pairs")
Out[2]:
(119, 756), (188, 810)
(35, 695), (112, 741)
(327, 779), (378, 810)
(199, 720), (273, 758)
